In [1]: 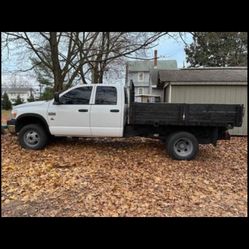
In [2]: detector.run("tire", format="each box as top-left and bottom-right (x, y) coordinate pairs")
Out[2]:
(167, 131), (199, 160)
(18, 124), (48, 150)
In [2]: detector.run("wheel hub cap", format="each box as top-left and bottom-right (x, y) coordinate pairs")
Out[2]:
(24, 131), (40, 146)
(174, 138), (193, 156)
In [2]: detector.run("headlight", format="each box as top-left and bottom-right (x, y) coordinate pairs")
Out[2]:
(11, 110), (17, 119)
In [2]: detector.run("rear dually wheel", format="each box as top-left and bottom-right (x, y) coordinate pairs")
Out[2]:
(167, 131), (199, 160)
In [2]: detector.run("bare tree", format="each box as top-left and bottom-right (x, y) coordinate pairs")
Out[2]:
(3, 32), (168, 91)
(84, 32), (168, 83)
(3, 32), (95, 91)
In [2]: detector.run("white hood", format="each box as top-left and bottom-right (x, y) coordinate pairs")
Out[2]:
(14, 100), (51, 110)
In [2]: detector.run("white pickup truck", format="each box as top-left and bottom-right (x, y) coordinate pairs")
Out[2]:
(7, 83), (244, 160)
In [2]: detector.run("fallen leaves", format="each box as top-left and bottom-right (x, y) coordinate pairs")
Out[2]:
(1, 134), (248, 217)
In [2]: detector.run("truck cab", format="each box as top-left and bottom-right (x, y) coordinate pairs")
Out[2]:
(48, 84), (127, 137)
(8, 84), (128, 151)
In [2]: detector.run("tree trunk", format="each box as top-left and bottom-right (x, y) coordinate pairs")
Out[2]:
(49, 32), (64, 92)
(92, 62), (100, 83)
(54, 73), (64, 92)
(98, 71), (104, 83)
(91, 66), (104, 83)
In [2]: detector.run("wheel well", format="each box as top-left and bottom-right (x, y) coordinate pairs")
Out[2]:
(15, 115), (50, 135)
(162, 126), (219, 144)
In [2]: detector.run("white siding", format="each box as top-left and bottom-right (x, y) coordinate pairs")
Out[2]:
(151, 88), (164, 102)
(128, 72), (150, 87)
(135, 87), (149, 95)
(7, 92), (31, 103)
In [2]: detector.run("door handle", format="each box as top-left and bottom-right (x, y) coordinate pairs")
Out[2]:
(110, 109), (119, 113)
(78, 109), (88, 112)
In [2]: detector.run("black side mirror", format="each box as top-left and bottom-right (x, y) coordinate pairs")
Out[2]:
(54, 92), (61, 105)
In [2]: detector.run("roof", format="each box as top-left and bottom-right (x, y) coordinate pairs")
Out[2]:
(69, 83), (124, 88)
(181, 67), (247, 70)
(127, 60), (177, 72)
(2, 87), (34, 93)
(158, 67), (247, 83)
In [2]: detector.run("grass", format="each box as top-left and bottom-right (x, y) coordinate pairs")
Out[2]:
(1, 109), (11, 125)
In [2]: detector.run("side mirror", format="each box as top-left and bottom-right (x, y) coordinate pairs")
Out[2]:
(54, 92), (61, 105)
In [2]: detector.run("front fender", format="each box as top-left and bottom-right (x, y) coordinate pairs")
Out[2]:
(15, 113), (50, 134)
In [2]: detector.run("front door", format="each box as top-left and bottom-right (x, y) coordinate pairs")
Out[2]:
(48, 86), (93, 136)
(90, 86), (123, 137)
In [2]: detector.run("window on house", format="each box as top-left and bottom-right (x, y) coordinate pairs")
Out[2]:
(95, 86), (117, 105)
(138, 72), (144, 82)
(60, 87), (92, 105)
(138, 88), (143, 95)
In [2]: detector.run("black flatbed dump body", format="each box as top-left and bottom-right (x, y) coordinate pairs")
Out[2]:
(129, 102), (244, 128)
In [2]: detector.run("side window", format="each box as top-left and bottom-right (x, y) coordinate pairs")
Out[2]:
(60, 86), (92, 105)
(95, 86), (117, 105)
(138, 88), (143, 95)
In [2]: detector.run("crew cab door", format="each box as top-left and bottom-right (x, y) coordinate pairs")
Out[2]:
(48, 86), (93, 136)
(90, 86), (123, 137)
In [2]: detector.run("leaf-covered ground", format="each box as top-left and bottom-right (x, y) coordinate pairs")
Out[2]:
(1, 133), (247, 217)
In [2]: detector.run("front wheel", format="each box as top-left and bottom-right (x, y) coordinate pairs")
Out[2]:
(167, 131), (199, 160)
(19, 124), (48, 150)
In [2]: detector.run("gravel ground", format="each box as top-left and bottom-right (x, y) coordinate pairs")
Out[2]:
(1, 133), (247, 217)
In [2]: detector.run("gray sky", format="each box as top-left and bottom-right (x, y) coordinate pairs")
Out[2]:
(147, 33), (192, 68)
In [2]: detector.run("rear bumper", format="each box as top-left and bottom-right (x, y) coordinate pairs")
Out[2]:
(7, 119), (16, 134)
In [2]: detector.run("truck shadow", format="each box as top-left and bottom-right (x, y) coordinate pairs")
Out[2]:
(49, 137), (162, 149)
(48, 137), (218, 161)
(3, 134), (219, 162)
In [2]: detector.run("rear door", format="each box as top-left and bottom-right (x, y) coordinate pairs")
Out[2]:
(90, 86), (123, 137)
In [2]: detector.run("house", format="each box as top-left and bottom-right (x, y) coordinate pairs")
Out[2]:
(126, 50), (178, 103)
(2, 87), (37, 103)
(150, 67), (247, 135)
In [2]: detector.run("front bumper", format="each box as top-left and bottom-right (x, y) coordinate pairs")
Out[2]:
(7, 119), (16, 134)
